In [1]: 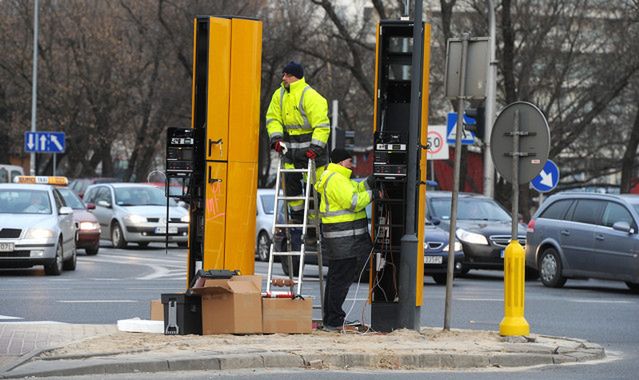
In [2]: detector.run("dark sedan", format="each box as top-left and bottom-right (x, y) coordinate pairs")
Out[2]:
(427, 191), (526, 274)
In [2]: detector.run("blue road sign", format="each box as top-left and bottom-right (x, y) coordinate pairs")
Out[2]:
(531, 159), (559, 193)
(446, 112), (476, 145)
(24, 132), (66, 153)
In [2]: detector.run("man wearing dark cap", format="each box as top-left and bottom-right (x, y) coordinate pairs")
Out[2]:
(265, 61), (330, 220)
(314, 148), (378, 331)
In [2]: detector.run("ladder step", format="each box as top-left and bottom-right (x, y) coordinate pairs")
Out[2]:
(278, 196), (307, 201)
(274, 223), (305, 228)
(279, 168), (309, 173)
(272, 251), (303, 256)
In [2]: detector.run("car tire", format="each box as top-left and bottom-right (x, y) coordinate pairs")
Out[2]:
(111, 221), (127, 249)
(137, 242), (149, 248)
(625, 282), (639, 293)
(44, 239), (63, 276)
(432, 273), (448, 285)
(538, 248), (566, 288)
(525, 267), (540, 281)
(281, 256), (302, 277)
(85, 245), (99, 256)
(63, 248), (77, 271)
(257, 231), (271, 262)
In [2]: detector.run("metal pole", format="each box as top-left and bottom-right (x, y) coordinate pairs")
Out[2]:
(511, 110), (519, 238)
(483, 0), (496, 197)
(30, 0), (39, 176)
(53, 154), (56, 176)
(331, 100), (338, 151)
(397, 0), (423, 331)
(444, 33), (470, 331)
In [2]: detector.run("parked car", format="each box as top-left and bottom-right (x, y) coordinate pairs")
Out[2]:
(255, 188), (277, 261)
(424, 220), (465, 284)
(57, 187), (101, 255)
(83, 183), (189, 248)
(69, 177), (118, 199)
(427, 191), (526, 274)
(526, 192), (639, 292)
(0, 164), (24, 183)
(0, 183), (76, 275)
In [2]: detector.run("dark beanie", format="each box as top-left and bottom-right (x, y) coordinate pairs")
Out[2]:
(330, 148), (351, 164)
(282, 61), (304, 79)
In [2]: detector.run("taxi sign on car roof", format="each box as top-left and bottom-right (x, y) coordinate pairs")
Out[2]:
(14, 176), (69, 186)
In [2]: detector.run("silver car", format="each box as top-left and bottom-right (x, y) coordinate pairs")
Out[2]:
(0, 184), (76, 275)
(256, 188), (276, 261)
(83, 183), (189, 248)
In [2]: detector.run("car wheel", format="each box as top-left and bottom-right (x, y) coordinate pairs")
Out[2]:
(44, 239), (63, 276)
(111, 221), (127, 248)
(281, 256), (301, 277)
(63, 248), (77, 271)
(257, 231), (271, 262)
(177, 242), (188, 248)
(85, 245), (99, 256)
(626, 282), (639, 293)
(432, 273), (448, 285)
(538, 248), (566, 288)
(137, 242), (149, 248)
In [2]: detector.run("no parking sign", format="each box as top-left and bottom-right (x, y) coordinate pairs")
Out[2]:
(427, 125), (449, 160)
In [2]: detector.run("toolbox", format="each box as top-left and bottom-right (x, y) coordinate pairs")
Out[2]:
(161, 293), (202, 335)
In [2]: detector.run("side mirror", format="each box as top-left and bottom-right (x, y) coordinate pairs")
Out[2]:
(97, 200), (111, 208)
(86, 203), (96, 210)
(59, 206), (73, 215)
(612, 221), (634, 234)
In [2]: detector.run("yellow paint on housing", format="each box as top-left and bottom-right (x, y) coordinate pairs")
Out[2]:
(203, 162), (227, 271)
(206, 17), (231, 161)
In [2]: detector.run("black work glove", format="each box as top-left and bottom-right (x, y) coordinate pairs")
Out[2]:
(305, 144), (323, 160)
(270, 138), (284, 153)
(366, 175), (377, 188)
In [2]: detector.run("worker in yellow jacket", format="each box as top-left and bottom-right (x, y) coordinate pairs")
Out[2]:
(314, 148), (378, 331)
(266, 61), (330, 221)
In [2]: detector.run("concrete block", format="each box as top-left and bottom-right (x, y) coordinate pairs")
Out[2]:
(342, 353), (376, 368)
(167, 357), (221, 371)
(449, 354), (490, 368)
(261, 352), (304, 368)
(489, 353), (552, 367)
(218, 354), (263, 370)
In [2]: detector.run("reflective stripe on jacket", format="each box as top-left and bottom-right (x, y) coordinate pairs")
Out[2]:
(314, 163), (373, 260)
(265, 78), (330, 167)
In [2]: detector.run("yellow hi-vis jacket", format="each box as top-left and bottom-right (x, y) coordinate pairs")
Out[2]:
(266, 78), (330, 167)
(314, 163), (373, 260)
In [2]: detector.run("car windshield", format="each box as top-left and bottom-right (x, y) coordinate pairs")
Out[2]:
(430, 197), (511, 222)
(57, 188), (85, 209)
(114, 187), (176, 207)
(0, 189), (52, 214)
(261, 194), (275, 215)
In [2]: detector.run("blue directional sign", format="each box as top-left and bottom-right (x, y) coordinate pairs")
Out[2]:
(531, 159), (559, 193)
(446, 112), (476, 145)
(24, 132), (66, 153)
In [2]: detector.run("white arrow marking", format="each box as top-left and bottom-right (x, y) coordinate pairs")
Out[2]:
(50, 135), (63, 151)
(27, 134), (34, 149)
(39, 135), (47, 151)
(540, 170), (553, 187)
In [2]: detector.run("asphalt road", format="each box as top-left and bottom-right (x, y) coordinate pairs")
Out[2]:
(1, 243), (638, 379)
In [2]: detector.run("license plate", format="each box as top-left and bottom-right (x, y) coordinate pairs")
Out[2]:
(424, 256), (443, 265)
(155, 227), (178, 234)
(500, 250), (505, 259)
(0, 242), (14, 252)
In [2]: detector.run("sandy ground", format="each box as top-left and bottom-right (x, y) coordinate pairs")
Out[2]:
(42, 327), (565, 359)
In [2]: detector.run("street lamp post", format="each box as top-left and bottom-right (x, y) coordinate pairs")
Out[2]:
(30, 0), (39, 176)
(483, 0), (497, 197)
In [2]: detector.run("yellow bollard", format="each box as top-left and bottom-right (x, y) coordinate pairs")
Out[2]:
(499, 240), (530, 336)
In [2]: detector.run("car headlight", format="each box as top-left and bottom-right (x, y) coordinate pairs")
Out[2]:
(125, 214), (147, 224)
(26, 228), (55, 239)
(79, 222), (100, 231)
(443, 240), (463, 252)
(180, 214), (190, 223)
(456, 229), (488, 245)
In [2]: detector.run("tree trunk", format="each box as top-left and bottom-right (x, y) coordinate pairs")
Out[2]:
(620, 104), (639, 193)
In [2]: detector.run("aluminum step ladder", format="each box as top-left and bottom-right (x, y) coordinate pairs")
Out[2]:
(265, 158), (324, 316)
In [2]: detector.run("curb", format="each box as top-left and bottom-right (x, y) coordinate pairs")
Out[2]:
(0, 344), (606, 378)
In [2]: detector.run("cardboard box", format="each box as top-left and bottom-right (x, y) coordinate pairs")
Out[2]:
(150, 299), (163, 321)
(191, 275), (262, 334)
(262, 297), (312, 334)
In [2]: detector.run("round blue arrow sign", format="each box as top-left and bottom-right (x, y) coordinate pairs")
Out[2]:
(531, 159), (559, 193)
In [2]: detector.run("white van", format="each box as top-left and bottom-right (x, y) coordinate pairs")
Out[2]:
(0, 164), (25, 184)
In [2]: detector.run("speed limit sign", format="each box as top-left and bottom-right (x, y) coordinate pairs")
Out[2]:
(427, 125), (449, 160)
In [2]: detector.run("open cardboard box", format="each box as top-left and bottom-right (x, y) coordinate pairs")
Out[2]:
(191, 275), (262, 334)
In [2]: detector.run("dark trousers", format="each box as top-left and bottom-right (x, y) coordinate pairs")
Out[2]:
(323, 256), (359, 327)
